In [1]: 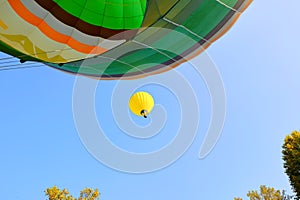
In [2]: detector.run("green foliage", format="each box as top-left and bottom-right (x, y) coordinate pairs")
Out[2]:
(282, 131), (300, 200)
(234, 185), (294, 200)
(45, 186), (100, 200)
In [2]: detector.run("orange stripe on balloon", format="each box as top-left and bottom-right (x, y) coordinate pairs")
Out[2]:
(8, 0), (107, 55)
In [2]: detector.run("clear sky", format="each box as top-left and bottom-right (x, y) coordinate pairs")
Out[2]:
(0, 0), (299, 199)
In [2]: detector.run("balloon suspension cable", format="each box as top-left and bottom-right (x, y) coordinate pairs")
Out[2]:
(0, 58), (44, 71)
(0, 47), (80, 72)
(0, 47), (75, 62)
(140, 110), (148, 118)
(0, 64), (44, 71)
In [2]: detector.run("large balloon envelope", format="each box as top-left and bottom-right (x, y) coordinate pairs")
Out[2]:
(0, 0), (252, 79)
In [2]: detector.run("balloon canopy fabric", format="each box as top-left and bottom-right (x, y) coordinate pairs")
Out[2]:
(0, 0), (252, 79)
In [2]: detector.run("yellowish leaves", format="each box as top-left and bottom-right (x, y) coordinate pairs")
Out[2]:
(79, 188), (100, 200)
(45, 186), (72, 200)
(45, 186), (100, 200)
(282, 130), (300, 199)
(234, 185), (287, 200)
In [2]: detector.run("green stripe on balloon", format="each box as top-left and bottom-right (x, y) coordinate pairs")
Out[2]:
(50, 0), (240, 78)
(53, 0), (147, 29)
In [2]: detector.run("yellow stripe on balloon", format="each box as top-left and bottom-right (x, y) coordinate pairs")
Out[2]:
(0, 19), (8, 30)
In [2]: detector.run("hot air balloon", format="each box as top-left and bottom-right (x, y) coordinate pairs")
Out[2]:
(0, 0), (252, 79)
(129, 91), (154, 118)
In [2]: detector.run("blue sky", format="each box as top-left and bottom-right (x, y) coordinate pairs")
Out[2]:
(0, 0), (299, 199)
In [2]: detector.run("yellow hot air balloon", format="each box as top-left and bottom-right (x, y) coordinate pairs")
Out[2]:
(129, 92), (154, 118)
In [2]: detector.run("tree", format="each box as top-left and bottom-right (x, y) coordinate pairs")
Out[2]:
(282, 131), (300, 199)
(234, 185), (294, 200)
(45, 186), (100, 200)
